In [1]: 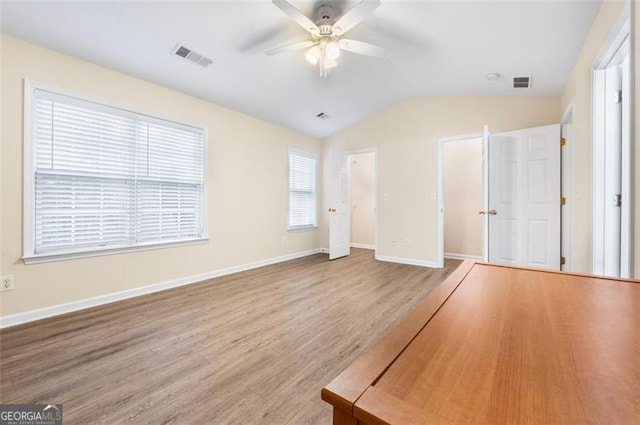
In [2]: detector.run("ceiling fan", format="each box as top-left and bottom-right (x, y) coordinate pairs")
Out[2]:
(266, 0), (385, 78)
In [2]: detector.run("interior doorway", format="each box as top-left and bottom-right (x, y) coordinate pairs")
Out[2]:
(438, 124), (562, 270)
(348, 152), (376, 251)
(592, 12), (633, 278)
(441, 137), (484, 261)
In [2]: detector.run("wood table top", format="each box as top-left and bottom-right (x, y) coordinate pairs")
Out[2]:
(322, 262), (640, 425)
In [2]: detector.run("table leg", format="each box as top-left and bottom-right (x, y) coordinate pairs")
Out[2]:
(333, 407), (359, 425)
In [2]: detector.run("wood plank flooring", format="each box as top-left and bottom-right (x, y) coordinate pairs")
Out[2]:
(0, 249), (460, 424)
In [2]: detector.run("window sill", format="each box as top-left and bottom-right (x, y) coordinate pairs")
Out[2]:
(23, 237), (209, 264)
(287, 225), (318, 232)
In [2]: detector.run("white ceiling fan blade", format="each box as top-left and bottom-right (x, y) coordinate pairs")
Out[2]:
(332, 0), (381, 36)
(339, 39), (386, 58)
(265, 40), (317, 56)
(272, 0), (319, 35)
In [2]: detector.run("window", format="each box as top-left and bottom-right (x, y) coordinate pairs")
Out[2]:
(24, 82), (207, 262)
(288, 149), (317, 229)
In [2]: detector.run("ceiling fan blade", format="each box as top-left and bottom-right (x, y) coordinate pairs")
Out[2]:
(339, 39), (386, 58)
(272, 0), (319, 35)
(265, 40), (317, 56)
(332, 0), (381, 36)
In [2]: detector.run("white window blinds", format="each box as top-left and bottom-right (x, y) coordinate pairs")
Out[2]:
(29, 86), (206, 259)
(289, 150), (317, 228)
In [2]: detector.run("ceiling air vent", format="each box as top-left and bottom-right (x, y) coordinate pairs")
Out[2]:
(513, 76), (531, 88)
(316, 112), (330, 120)
(173, 44), (213, 68)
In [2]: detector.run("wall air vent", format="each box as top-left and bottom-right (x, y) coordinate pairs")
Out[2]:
(513, 76), (531, 88)
(173, 44), (213, 68)
(316, 112), (330, 120)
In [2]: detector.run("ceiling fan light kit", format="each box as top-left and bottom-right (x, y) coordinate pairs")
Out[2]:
(268, 0), (385, 78)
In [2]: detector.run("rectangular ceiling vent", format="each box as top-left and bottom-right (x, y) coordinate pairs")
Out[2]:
(316, 112), (330, 120)
(173, 44), (213, 68)
(513, 76), (531, 89)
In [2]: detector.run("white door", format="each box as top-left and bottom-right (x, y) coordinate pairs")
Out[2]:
(329, 152), (350, 260)
(488, 124), (561, 269)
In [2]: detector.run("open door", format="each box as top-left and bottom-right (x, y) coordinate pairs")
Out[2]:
(328, 152), (349, 260)
(487, 124), (561, 269)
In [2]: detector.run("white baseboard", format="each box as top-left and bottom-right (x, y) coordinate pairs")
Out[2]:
(350, 243), (375, 250)
(444, 253), (483, 261)
(375, 255), (441, 269)
(0, 248), (323, 329)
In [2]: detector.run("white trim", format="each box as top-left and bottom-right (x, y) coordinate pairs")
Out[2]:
(482, 125), (490, 262)
(375, 255), (441, 269)
(0, 248), (323, 329)
(23, 238), (209, 264)
(443, 253), (483, 261)
(23, 80), (36, 261)
(592, 11), (633, 277)
(594, 10), (631, 69)
(437, 132), (485, 269)
(561, 103), (574, 272)
(592, 69), (606, 274)
(350, 243), (375, 250)
(561, 100), (575, 124)
(629, 0), (636, 278)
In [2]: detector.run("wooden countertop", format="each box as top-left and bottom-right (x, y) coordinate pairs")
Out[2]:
(322, 262), (640, 425)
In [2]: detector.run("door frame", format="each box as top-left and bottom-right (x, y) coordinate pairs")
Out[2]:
(437, 132), (485, 268)
(592, 8), (634, 277)
(345, 148), (379, 258)
(561, 101), (574, 271)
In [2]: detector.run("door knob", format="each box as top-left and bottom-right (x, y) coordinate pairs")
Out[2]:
(328, 208), (336, 213)
(488, 209), (497, 215)
(479, 209), (498, 215)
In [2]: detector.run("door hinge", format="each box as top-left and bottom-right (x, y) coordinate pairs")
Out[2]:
(614, 90), (622, 104)
(560, 256), (566, 266)
(561, 197), (566, 206)
(560, 137), (566, 146)
(614, 194), (622, 207)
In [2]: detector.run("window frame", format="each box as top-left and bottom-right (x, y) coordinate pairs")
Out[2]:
(287, 148), (318, 231)
(22, 79), (209, 264)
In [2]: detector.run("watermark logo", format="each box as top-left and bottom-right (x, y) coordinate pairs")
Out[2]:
(0, 404), (63, 425)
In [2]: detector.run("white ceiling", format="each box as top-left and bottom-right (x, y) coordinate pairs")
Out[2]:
(1, 0), (601, 138)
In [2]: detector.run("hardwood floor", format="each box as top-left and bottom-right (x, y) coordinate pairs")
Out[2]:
(0, 249), (460, 424)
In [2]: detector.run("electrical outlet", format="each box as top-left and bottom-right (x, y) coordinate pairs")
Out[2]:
(1, 275), (15, 292)
(391, 239), (397, 246)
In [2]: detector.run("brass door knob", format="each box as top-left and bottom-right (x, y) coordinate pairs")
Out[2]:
(328, 208), (337, 212)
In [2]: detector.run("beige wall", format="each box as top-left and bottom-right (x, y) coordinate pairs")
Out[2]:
(349, 152), (376, 247)
(443, 138), (483, 258)
(322, 96), (560, 264)
(560, 0), (628, 274)
(0, 35), (322, 317)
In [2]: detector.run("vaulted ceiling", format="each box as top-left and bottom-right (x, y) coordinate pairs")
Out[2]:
(1, 1), (601, 138)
